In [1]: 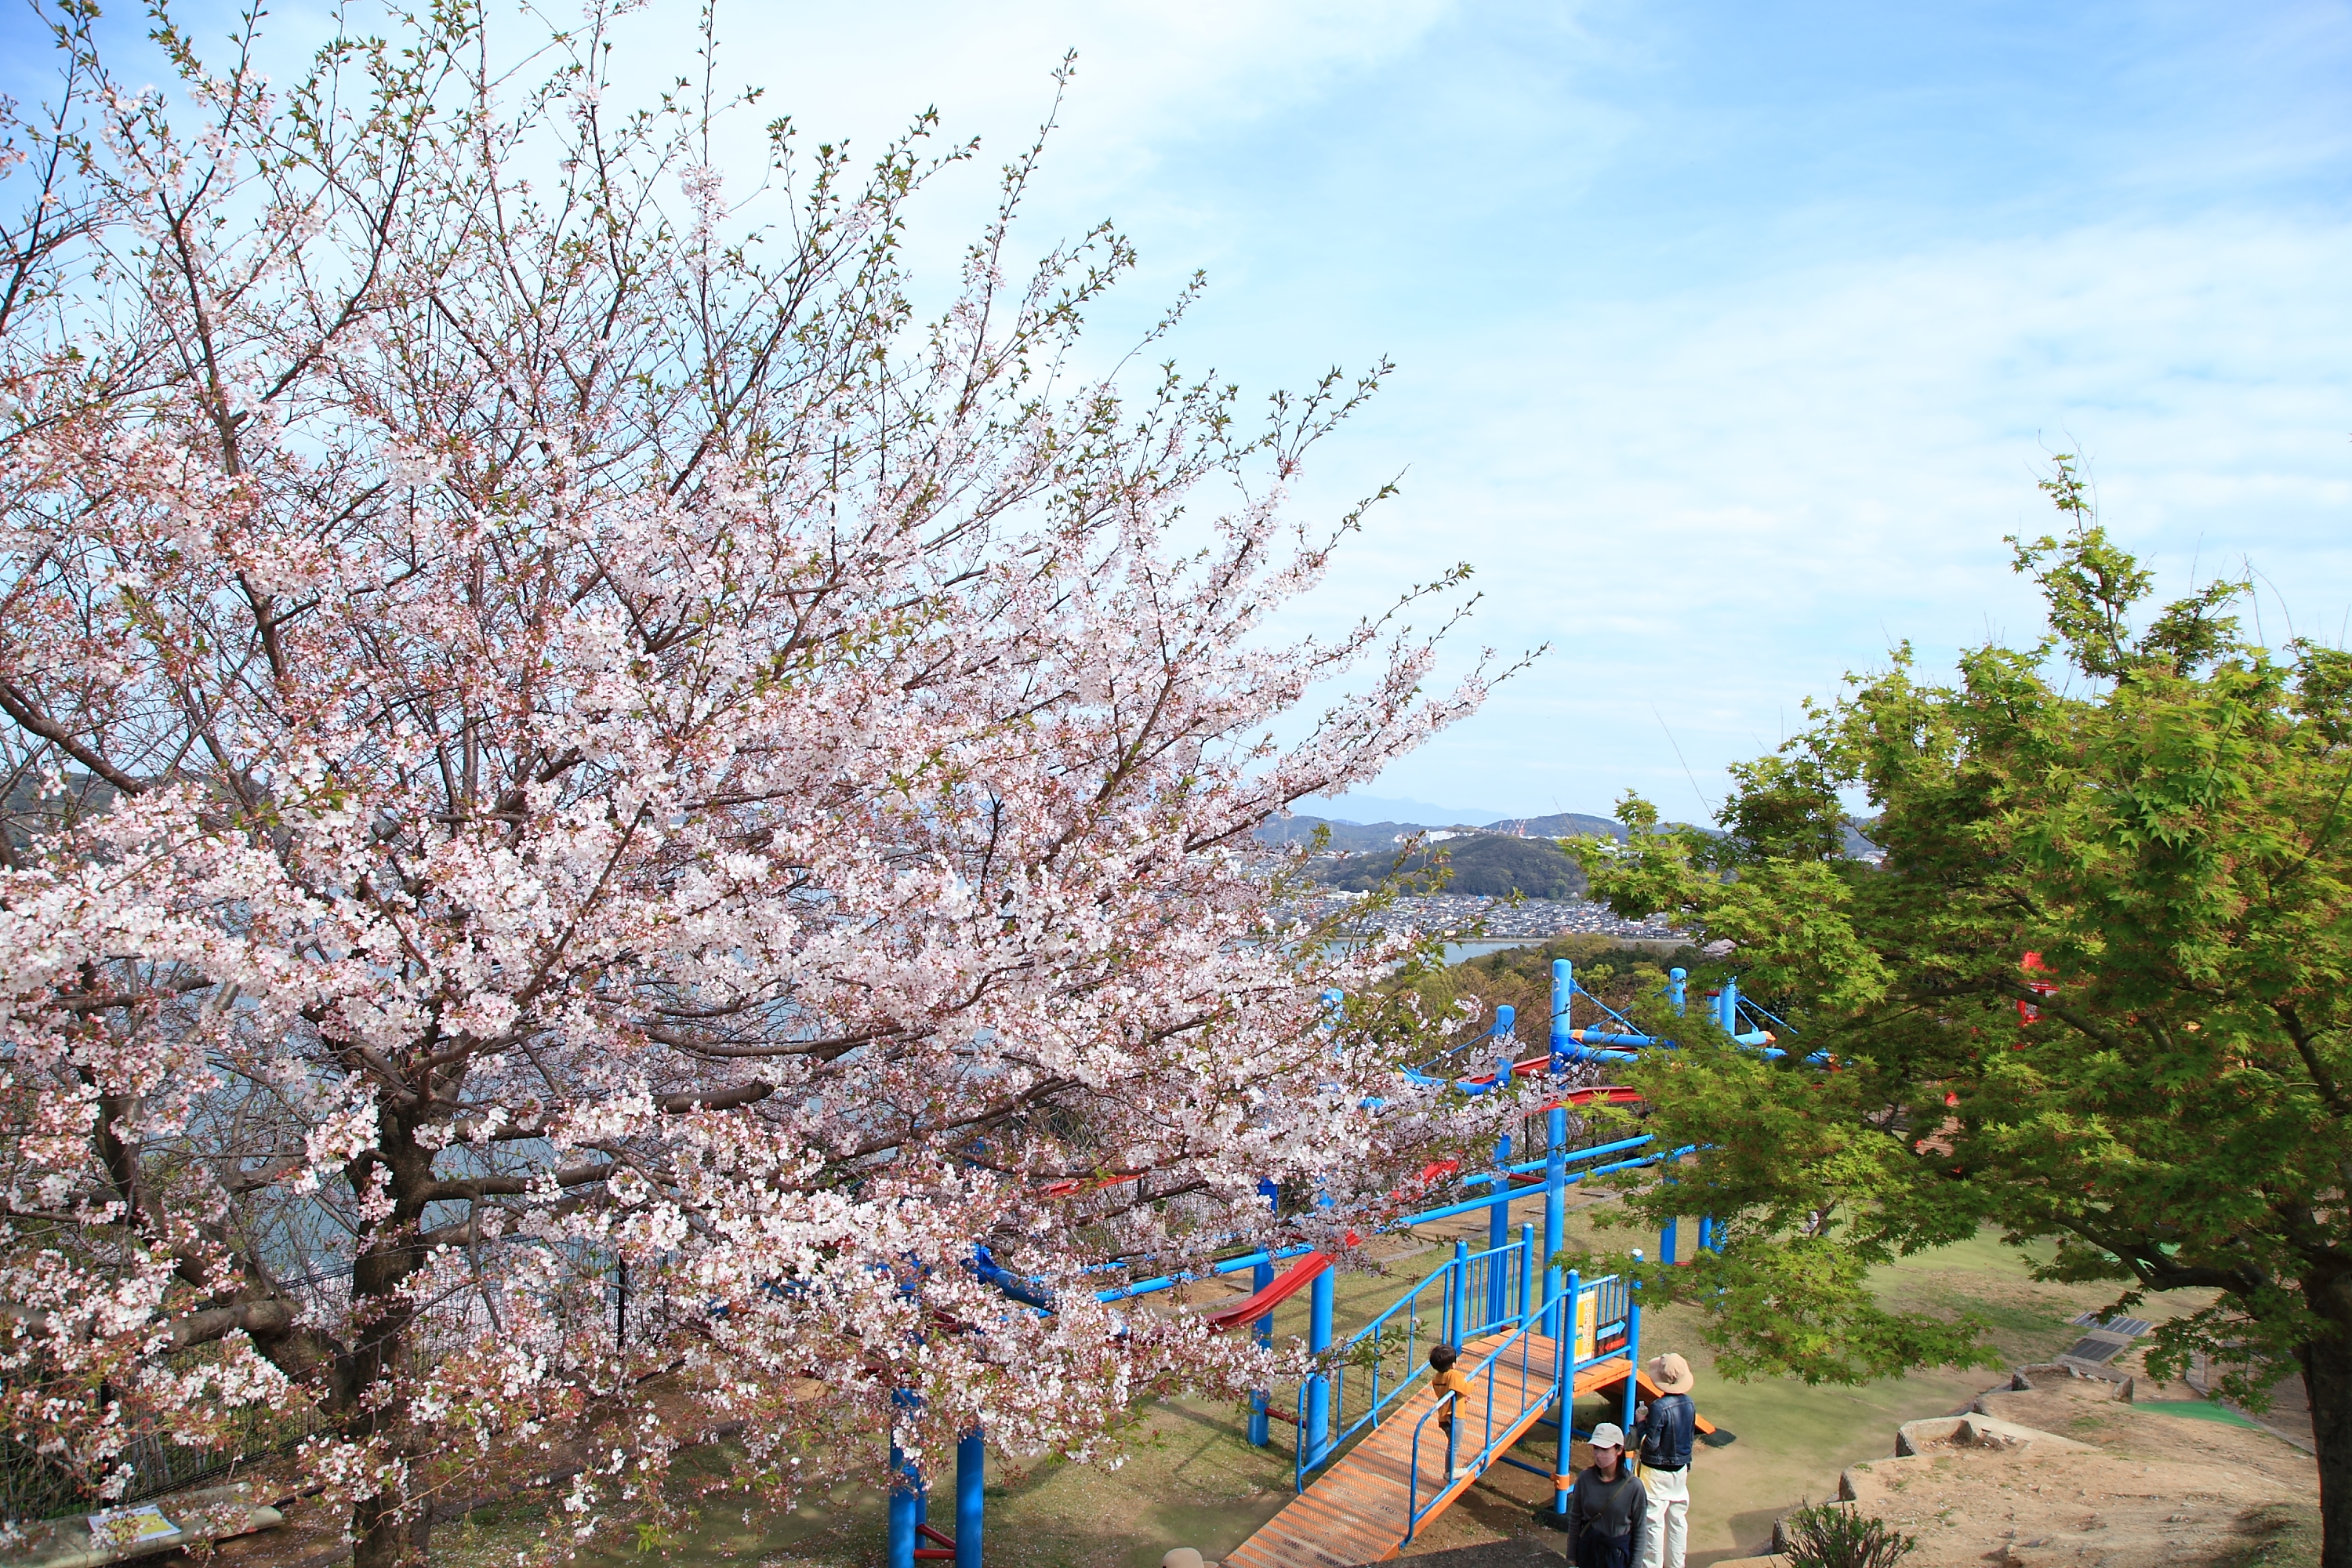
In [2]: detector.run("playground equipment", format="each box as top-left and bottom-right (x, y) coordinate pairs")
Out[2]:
(884, 960), (1770, 1566)
(1225, 1108), (1725, 1566)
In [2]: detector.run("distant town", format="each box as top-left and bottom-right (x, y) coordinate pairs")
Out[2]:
(1261, 806), (1883, 942)
(1296, 887), (1686, 942)
(1261, 810), (1684, 940)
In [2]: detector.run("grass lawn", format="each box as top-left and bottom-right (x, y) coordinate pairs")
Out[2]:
(437, 1207), (2213, 1568)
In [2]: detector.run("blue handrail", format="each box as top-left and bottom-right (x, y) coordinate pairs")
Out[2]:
(1293, 1254), (1457, 1490)
(1457, 1238), (1526, 1341)
(1403, 1283), (1572, 1543)
(1292, 1234), (1534, 1492)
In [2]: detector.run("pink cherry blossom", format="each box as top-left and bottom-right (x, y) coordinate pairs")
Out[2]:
(0, 6), (1514, 1564)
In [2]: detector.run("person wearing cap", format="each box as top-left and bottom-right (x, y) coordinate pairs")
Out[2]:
(1566, 1421), (1650, 1568)
(1632, 1352), (1697, 1568)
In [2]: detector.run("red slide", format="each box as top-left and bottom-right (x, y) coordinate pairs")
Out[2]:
(1551, 1084), (1645, 1110)
(1199, 1251), (1334, 1331)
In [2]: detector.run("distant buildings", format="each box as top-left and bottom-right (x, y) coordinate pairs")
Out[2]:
(1290, 890), (1685, 942)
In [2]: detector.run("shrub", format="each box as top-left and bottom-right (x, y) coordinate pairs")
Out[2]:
(1778, 1501), (1917, 1568)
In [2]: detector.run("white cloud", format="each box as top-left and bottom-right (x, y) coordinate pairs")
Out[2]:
(1308, 214), (2352, 814)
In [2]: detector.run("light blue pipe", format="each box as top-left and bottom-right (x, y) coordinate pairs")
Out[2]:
(1091, 1243), (1317, 1304)
(1503, 1134), (1655, 1174)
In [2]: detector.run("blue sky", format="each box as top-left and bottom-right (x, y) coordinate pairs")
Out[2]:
(15, 1), (2350, 821)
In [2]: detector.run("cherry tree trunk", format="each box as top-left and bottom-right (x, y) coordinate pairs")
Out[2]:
(346, 1125), (430, 1568)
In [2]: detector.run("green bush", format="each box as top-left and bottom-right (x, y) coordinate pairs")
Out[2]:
(1778, 1501), (1917, 1568)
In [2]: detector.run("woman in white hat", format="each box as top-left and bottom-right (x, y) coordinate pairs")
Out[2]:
(1633, 1352), (1697, 1568)
(1566, 1421), (1650, 1568)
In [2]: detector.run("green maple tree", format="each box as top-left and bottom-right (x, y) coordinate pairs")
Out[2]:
(1569, 460), (2352, 1566)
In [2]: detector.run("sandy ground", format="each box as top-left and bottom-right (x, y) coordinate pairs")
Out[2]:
(1830, 1373), (2319, 1568)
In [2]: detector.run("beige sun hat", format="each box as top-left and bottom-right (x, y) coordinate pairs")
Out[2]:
(1650, 1352), (1696, 1394)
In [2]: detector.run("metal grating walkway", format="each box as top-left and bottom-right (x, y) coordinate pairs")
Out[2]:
(1225, 1330), (1559, 1568)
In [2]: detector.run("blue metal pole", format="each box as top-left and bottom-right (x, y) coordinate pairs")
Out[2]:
(1624, 1250), (1644, 1438)
(1494, 1003), (1517, 1088)
(1668, 966), (1686, 1016)
(1544, 1105), (1567, 1341)
(1451, 1238), (1469, 1338)
(1719, 976), (1738, 1035)
(1488, 1132), (1511, 1322)
(1551, 959), (1573, 1070)
(954, 1431), (984, 1568)
(1247, 1257), (1274, 1446)
(885, 1429), (923, 1568)
(1520, 1223), (1537, 1325)
(1305, 1265), (1334, 1467)
(1552, 1265), (1576, 1519)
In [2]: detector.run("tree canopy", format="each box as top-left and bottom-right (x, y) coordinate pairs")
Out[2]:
(0, 5), (1497, 1561)
(1571, 462), (2352, 1566)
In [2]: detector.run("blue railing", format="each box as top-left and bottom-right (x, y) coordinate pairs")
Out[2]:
(1454, 1237), (1527, 1343)
(1294, 1255), (1452, 1490)
(1283, 1253), (1648, 1537)
(1295, 1231), (1537, 1491)
(1404, 1283), (1572, 1542)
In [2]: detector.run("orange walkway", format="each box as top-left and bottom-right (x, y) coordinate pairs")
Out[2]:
(1225, 1344), (1719, 1567)
(1225, 1330), (1559, 1568)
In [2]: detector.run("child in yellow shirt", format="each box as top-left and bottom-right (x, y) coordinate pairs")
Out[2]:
(1428, 1343), (1477, 1479)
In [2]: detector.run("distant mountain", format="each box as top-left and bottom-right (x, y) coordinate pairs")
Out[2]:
(1480, 811), (1628, 842)
(1255, 816), (1482, 852)
(1318, 834), (1588, 898)
(1290, 793), (1508, 826)
(1259, 808), (1884, 873)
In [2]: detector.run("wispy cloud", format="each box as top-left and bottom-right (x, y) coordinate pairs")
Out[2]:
(14, 0), (2343, 822)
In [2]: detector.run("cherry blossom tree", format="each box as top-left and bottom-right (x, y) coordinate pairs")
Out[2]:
(0, 3), (1500, 1562)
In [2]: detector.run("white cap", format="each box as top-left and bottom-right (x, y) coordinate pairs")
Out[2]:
(1588, 1422), (1626, 1450)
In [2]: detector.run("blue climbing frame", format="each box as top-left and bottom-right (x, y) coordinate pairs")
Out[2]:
(884, 961), (1778, 1566)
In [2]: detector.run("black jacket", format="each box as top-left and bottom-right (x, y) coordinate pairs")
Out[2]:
(1636, 1392), (1695, 1471)
(1567, 1464), (1650, 1568)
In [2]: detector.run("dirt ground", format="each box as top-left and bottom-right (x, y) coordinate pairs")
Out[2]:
(1828, 1373), (2320, 1568)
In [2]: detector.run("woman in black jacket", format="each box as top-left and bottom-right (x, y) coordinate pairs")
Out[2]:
(1567, 1422), (1650, 1568)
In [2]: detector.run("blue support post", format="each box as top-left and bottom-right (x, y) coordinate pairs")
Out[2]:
(886, 1398), (924, 1568)
(1718, 976), (1739, 1035)
(1493, 1003), (1517, 1088)
(1624, 1250), (1644, 1439)
(1551, 1265), (1577, 1519)
(1668, 966), (1686, 1016)
(1451, 1238), (1469, 1338)
(1488, 1133), (1512, 1322)
(1550, 960), (1573, 1071)
(954, 1431), (984, 1568)
(1305, 1264), (1334, 1467)
(1520, 1223), (1538, 1325)
(1543, 1105), (1567, 1341)
(1247, 1257), (1274, 1446)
